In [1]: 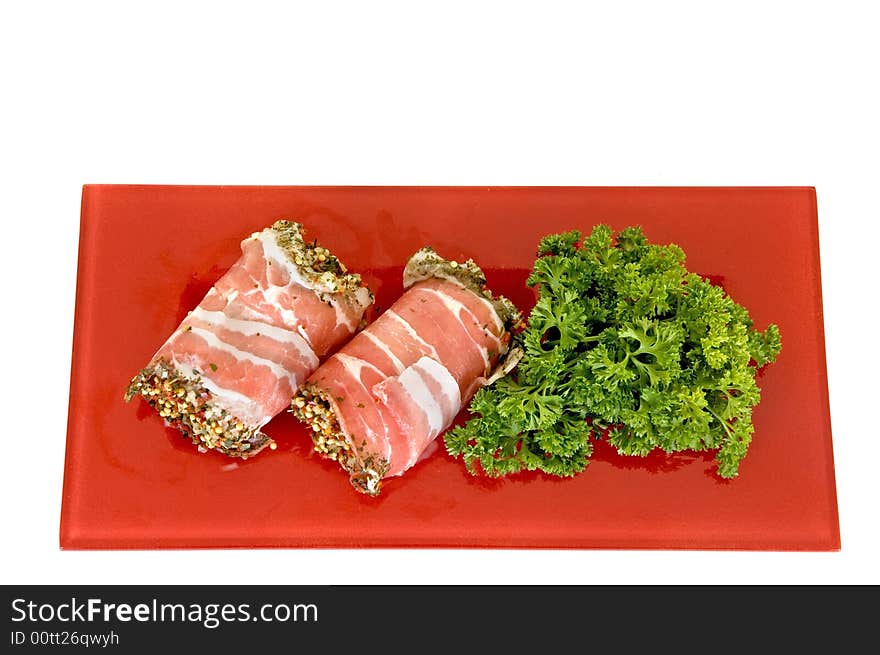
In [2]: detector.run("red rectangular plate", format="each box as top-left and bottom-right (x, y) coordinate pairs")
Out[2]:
(61, 186), (839, 550)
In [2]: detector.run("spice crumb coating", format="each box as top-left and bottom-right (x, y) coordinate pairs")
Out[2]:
(403, 246), (521, 330)
(273, 220), (373, 302)
(125, 359), (275, 458)
(291, 383), (389, 495)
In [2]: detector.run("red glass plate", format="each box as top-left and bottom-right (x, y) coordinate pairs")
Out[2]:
(60, 186), (838, 550)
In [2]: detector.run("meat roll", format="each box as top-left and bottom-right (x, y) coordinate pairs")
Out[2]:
(126, 220), (373, 458)
(292, 248), (521, 495)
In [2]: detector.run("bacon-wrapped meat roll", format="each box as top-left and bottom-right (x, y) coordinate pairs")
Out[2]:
(126, 220), (373, 458)
(292, 248), (521, 495)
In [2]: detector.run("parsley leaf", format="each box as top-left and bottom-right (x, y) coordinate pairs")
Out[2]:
(445, 225), (782, 479)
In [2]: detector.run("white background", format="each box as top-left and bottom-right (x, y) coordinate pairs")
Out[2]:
(1, 1), (877, 585)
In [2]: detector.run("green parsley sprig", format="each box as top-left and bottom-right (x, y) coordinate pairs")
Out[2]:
(445, 225), (781, 479)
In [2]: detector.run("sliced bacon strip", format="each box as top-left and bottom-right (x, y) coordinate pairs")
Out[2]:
(126, 220), (373, 458)
(293, 247), (521, 495)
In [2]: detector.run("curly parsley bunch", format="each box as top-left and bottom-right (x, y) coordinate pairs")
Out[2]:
(445, 225), (781, 479)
